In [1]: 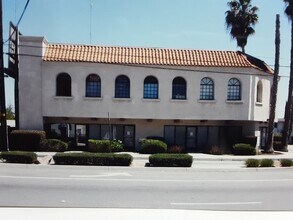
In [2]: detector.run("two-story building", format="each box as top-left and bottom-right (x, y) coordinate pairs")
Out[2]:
(18, 36), (273, 151)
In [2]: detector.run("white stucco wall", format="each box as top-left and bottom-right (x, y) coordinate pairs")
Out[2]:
(18, 36), (46, 130)
(18, 36), (273, 130)
(41, 62), (272, 121)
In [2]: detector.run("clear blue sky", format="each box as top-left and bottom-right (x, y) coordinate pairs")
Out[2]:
(2, 0), (292, 118)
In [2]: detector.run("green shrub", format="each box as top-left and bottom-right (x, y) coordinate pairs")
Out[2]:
(53, 152), (132, 166)
(0, 151), (38, 164)
(87, 140), (112, 152)
(140, 139), (167, 154)
(280, 159), (293, 167)
(168, 145), (184, 153)
(87, 140), (124, 153)
(42, 139), (68, 152)
(273, 141), (283, 151)
(233, 143), (256, 155)
(9, 130), (46, 151)
(241, 136), (257, 148)
(245, 159), (260, 167)
(259, 159), (274, 167)
(149, 153), (193, 167)
(110, 140), (124, 152)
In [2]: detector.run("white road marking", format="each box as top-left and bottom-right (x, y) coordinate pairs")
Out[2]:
(0, 175), (293, 183)
(69, 172), (132, 178)
(171, 202), (262, 206)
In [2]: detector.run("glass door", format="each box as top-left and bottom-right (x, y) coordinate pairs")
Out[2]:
(124, 125), (135, 150)
(186, 127), (197, 151)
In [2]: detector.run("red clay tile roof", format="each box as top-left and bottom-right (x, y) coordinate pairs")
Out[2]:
(43, 44), (273, 74)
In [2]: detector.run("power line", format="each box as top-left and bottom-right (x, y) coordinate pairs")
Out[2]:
(3, 0), (30, 44)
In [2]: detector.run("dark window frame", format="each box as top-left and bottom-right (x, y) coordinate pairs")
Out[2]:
(86, 74), (101, 97)
(227, 78), (241, 101)
(200, 77), (214, 100)
(115, 75), (130, 98)
(172, 77), (187, 100)
(56, 73), (71, 97)
(143, 76), (159, 99)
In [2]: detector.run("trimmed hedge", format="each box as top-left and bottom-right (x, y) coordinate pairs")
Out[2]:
(53, 152), (132, 166)
(259, 159), (274, 167)
(241, 136), (257, 148)
(233, 143), (256, 155)
(42, 139), (68, 152)
(87, 140), (124, 153)
(9, 130), (46, 151)
(245, 159), (260, 167)
(280, 159), (293, 167)
(140, 139), (167, 154)
(0, 151), (38, 164)
(149, 153), (193, 167)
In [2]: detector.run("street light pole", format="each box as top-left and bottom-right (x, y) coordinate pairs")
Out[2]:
(0, 0), (8, 151)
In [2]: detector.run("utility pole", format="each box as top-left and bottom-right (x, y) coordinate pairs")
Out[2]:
(266, 14), (280, 153)
(0, 0), (8, 151)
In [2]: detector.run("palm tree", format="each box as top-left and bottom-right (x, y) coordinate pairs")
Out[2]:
(266, 15), (280, 153)
(281, 0), (293, 151)
(225, 0), (259, 53)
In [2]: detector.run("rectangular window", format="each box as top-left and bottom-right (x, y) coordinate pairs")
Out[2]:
(197, 127), (208, 151)
(89, 125), (101, 139)
(86, 81), (101, 97)
(164, 126), (175, 146)
(175, 126), (186, 147)
(144, 84), (158, 99)
(208, 127), (218, 146)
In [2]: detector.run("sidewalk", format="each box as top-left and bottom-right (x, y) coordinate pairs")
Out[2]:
(36, 145), (293, 167)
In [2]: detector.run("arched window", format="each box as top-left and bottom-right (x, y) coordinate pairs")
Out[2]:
(86, 74), (101, 97)
(227, 78), (241, 100)
(172, 77), (186, 100)
(256, 80), (263, 103)
(200, 77), (214, 100)
(56, 73), (71, 96)
(144, 76), (158, 99)
(115, 75), (130, 98)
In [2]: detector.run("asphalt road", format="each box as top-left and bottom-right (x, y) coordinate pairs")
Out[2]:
(0, 163), (293, 211)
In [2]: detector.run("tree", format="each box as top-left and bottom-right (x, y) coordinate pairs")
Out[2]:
(266, 15), (281, 153)
(6, 104), (15, 120)
(281, 0), (293, 151)
(225, 0), (259, 53)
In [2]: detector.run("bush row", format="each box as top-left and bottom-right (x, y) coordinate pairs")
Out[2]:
(53, 153), (132, 166)
(149, 153), (193, 167)
(9, 130), (69, 152)
(0, 151), (38, 164)
(139, 139), (167, 154)
(233, 143), (256, 155)
(245, 159), (275, 167)
(9, 130), (46, 151)
(87, 139), (123, 153)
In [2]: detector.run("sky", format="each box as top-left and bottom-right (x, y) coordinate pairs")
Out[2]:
(2, 0), (292, 118)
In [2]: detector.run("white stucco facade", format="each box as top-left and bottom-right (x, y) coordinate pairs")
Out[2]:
(18, 36), (273, 151)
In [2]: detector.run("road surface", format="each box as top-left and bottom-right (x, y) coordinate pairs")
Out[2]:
(0, 163), (292, 211)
